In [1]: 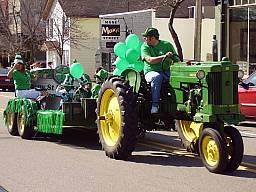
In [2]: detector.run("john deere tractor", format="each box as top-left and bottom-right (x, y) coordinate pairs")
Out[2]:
(96, 57), (244, 174)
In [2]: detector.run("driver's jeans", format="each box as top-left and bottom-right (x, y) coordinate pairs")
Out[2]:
(145, 70), (170, 108)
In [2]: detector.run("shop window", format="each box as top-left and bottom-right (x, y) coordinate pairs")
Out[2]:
(230, 7), (256, 75)
(188, 6), (195, 18)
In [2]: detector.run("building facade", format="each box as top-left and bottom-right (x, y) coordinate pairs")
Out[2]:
(0, 0), (47, 66)
(228, 0), (256, 75)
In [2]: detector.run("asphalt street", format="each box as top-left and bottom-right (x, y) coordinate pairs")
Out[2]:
(0, 91), (255, 192)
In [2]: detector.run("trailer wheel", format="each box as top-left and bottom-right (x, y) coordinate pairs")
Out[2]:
(176, 120), (202, 153)
(97, 76), (138, 160)
(224, 126), (244, 173)
(17, 111), (34, 139)
(6, 112), (18, 136)
(199, 128), (228, 173)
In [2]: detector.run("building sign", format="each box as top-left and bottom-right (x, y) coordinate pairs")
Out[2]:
(101, 19), (120, 41)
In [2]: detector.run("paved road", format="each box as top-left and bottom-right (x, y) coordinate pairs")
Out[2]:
(0, 92), (255, 192)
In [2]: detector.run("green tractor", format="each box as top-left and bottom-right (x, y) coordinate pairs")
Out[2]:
(96, 57), (244, 174)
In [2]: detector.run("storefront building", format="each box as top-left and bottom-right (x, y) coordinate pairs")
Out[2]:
(228, 0), (256, 75)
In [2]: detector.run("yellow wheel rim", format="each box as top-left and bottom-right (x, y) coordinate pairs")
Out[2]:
(18, 112), (25, 134)
(202, 135), (219, 166)
(99, 89), (121, 146)
(178, 120), (200, 142)
(6, 113), (14, 130)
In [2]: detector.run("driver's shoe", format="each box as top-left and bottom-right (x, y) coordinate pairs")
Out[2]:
(151, 106), (159, 114)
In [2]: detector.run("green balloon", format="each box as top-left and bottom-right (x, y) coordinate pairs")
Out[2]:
(114, 57), (129, 71)
(113, 68), (123, 76)
(125, 34), (140, 49)
(126, 48), (140, 64)
(114, 42), (127, 59)
(70, 62), (84, 79)
(136, 41), (143, 53)
(134, 61), (144, 72)
(128, 64), (135, 69)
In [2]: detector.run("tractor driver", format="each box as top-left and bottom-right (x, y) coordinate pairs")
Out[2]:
(141, 27), (179, 114)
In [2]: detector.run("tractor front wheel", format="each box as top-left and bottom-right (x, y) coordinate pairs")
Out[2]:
(6, 112), (18, 136)
(224, 126), (244, 173)
(199, 128), (228, 173)
(97, 76), (138, 160)
(176, 120), (202, 153)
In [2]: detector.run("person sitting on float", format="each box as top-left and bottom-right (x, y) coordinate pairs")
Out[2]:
(74, 74), (92, 102)
(7, 54), (47, 99)
(56, 73), (75, 102)
(91, 67), (109, 99)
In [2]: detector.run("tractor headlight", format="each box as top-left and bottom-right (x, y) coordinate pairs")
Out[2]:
(238, 70), (244, 79)
(196, 70), (205, 80)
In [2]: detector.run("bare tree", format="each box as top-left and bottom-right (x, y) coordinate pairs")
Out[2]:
(0, 2), (20, 54)
(0, 0), (46, 61)
(135, 0), (185, 61)
(19, 0), (46, 61)
(154, 0), (185, 61)
(44, 10), (91, 65)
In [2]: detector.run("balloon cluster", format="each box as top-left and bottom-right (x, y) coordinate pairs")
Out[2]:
(113, 34), (144, 76)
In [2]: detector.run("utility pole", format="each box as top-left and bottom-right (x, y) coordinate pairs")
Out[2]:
(220, 0), (227, 59)
(194, 0), (202, 61)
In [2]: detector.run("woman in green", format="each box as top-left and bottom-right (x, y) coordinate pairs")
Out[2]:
(7, 56), (46, 99)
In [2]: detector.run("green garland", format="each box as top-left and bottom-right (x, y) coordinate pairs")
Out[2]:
(3, 98), (38, 127)
(37, 110), (64, 134)
(3, 98), (63, 135)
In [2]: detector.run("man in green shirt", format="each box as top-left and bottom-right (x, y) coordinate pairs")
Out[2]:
(7, 55), (47, 99)
(141, 27), (179, 113)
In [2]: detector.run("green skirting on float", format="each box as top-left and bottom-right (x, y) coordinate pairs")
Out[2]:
(3, 98), (38, 126)
(37, 110), (64, 134)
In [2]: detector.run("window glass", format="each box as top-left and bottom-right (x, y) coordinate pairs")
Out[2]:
(249, 7), (256, 73)
(229, 8), (248, 65)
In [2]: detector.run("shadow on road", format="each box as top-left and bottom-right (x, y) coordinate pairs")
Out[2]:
(129, 152), (203, 168)
(32, 128), (101, 150)
(10, 127), (256, 178)
(128, 131), (203, 168)
(225, 169), (256, 178)
(239, 121), (256, 127)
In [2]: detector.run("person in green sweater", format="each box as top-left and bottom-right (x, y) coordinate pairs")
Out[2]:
(141, 27), (180, 113)
(74, 73), (92, 101)
(7, 54), (47, 99)
(91, 68), (109, 99)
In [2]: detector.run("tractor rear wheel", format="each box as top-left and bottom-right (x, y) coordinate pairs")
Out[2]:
(199, 128), (228, 173)
(6, 112), (18, 136)
(176, 120), (202, 153)
(17, 111), (34, 139)
(97, 76), (138, 160)
(224, 126), (244, 173)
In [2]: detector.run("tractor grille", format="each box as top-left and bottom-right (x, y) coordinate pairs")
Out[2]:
(208, 72), (239, 105)
(208, 73), (222, 105)
(233, 72), (239, 104)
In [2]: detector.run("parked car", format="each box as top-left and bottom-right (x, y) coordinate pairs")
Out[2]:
(0, 68), (15, 91)
(238, 71), (256, 119)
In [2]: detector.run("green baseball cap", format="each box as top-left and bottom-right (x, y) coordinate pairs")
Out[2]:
(95, 69), (109, 81)
(142, 27), (159, 37)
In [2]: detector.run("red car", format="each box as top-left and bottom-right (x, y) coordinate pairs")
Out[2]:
(238, 71), (256, 119)
(0, 68), (15, 91)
